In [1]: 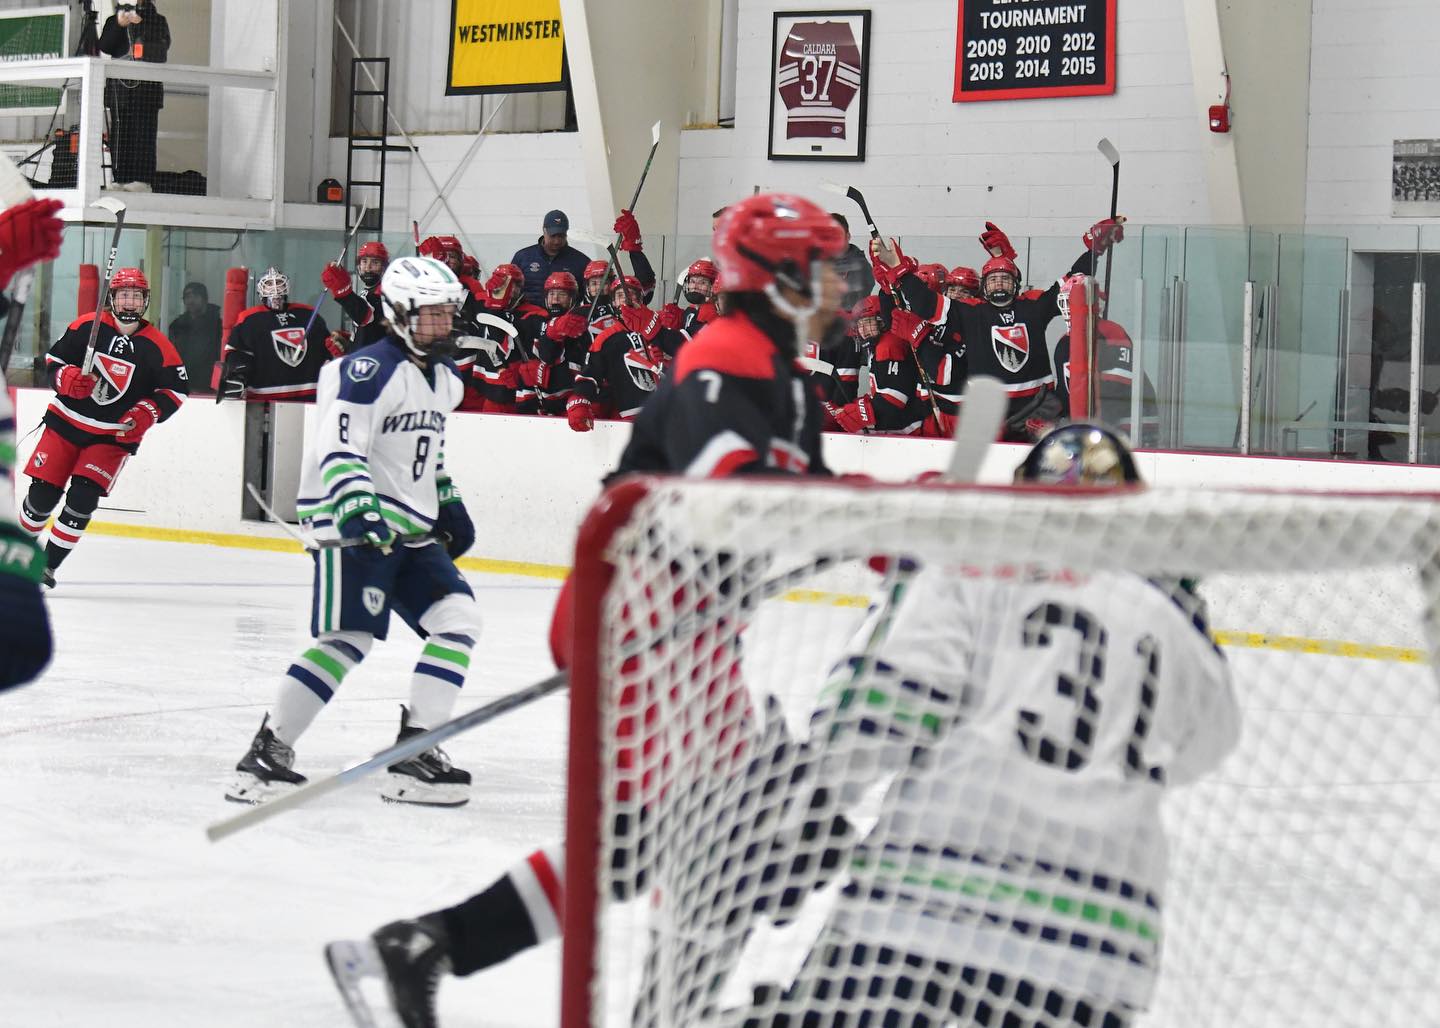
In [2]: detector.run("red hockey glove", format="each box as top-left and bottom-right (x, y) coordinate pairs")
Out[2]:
(517, 359), (541, 389)
(117, 398), (161, 444)
(657, 302), (685, 332)
(566, 396), (594, 433)
(870, 239), (917, 293)
(54, 364), (98, 399)
(645, 343), (668, 368)
(979, 221), (1017, 261)
(613, 209), (643, 252)
(320, 262), (353, 300)
(619, 304), (658, 341)
(1084, 217), (1126, 253)
(495, 364), (521, 390)
(0, 197), (64, 292)
(695, 302), (718, 325)
(324, 329), (351, 359)
(546, 312), (587, 342)
(888, 308), (929, 347)
(832, 396), (875, 434)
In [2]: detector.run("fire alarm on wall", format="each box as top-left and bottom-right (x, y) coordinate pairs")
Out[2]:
(1210, 72), (1233, 133)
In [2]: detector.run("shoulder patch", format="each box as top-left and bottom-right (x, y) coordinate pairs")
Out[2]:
(347, 355), (381, 382)
(336, 343), (403, 403)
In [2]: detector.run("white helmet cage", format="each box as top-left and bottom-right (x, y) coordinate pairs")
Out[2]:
(380, 256), (467, 353)
(257, 267), (290, 310)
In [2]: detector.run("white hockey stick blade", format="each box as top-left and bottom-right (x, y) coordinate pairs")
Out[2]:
(89, 196), (126, 217)
(856, 362), (872, 398)
(0, 151), (34, 207)
(454, 335), (503, 359)
(1097, 137), (1121, 167)
(471, 311), (519, 339)
(650, 119), (662, 146)
(796, 356), (835, 376)
(945, 376), (1007, 483)
(819, 181), (849, 197)
(567, 228), (611, 248)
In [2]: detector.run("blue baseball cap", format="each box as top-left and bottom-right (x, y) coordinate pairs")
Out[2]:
(543, 210), (569, 234)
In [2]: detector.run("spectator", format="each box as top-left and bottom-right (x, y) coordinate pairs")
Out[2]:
(830, 212), (875, 310)
(510, 210), (589, 307)
(99, 0), (170, 192)
(167, 281), (221, 393)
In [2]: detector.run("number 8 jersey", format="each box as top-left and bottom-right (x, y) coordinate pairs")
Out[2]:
(295, 337), (465, 540)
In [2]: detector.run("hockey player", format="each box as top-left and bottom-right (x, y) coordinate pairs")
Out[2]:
(18, 267), (188, 587)
(822, 294), (932, 435)
(611, 207), (659, 300)
(872, 218), (1124, 441)
(323, 192), (849, 1028)
(738, 424), (1239, 1027)
(458, 263), (547, 414)
(566, 297), (668, 430)
(534, 270), (590, 415)
(218, 267), (338, 402)
(944, 266), (980, 302)
(1052, 273), (1160, 446)
(225, 256), (482, 808)
(321, 240), (390, 351)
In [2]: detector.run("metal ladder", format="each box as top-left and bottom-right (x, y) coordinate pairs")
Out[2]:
(344, 56), (399, 237)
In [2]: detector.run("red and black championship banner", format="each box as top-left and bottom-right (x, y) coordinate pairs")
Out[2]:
(953, 0), (1116, 103)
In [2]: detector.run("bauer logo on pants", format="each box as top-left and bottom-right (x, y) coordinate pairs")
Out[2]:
(991, 324), (1031, 374)
(271, 327), (308, 368)
(362, 587), (385, 616)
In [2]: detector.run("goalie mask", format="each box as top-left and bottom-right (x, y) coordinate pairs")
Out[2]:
(107, 267), (149, 328)
(981, 255), (1020, 308)
(379, 256), (466, 358)
(257, 267), (290, 311)
(1015, 423), (1140, 487)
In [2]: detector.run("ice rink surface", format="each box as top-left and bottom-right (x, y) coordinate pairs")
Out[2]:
(2, 534), (568, 1028)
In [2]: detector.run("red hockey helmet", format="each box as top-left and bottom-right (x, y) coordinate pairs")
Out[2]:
(981, 255), (1021, 306)
(110, 266), (149, 292)
(686, 257), (718, 283)
(583, 259), (609, 281)
(461, 254), (481, 279)
(108, 266), (150, 323)
(544, 270), (578, 313)
(712, 193), (846, 296)
(357, 240), (389, 263)
(619, 275), (644, 305)
(916, 263), (947, 293)
(419, 235), (463, 269)
(947, 266), (980, 293)
(544, 270), (577, 294)
(486, 263), (524, 308)
(852, 294), (888, 340)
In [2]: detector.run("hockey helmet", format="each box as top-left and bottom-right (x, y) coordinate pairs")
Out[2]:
(683, 257), (719, 304)
(461, 254), (482, 280)
(379, 256), (466, 355)
(981, 255), (1021, 307)
(357, 240), (389, 287)
(916, 263), (947, 293)
(357, 240), (389, 263)
(486, 263), (524, 309)
(257, 267), (290, 311)
(618, 275), (644, 306)
(108, 267), (149, 325)
(419, 235), (463, 271)
(1014, 423), (1140, 487)
(946, 266), (980, 298)
(544, 270), (578, 314)
(713, 193), (846, 298)
(852, 294), (889, 341)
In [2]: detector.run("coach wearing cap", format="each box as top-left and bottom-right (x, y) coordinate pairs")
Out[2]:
(510, 209), (591, 306)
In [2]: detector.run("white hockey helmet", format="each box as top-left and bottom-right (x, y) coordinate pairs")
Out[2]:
(257, 266), (290, 311)
(380, 256), (466, 354)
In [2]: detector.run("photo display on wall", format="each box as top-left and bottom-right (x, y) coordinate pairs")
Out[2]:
(768, 10), (871, 162)
(1393, 140), (1440, 218)
(952, 0), (1116, 102)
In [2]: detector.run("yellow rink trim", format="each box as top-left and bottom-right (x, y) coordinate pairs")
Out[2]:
(82, 521), (1432, 664)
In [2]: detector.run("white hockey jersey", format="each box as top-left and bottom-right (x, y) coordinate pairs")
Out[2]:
(812, 567), (1238, 1010)
(295, 336), (465, 539)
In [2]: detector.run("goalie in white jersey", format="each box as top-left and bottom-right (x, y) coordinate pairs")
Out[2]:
(226, 256), (483, 807)
(742, 424), (1241, 1028)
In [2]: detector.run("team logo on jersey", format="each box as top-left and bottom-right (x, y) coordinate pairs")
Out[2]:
(362, 586), (385, 616)
(93, 352), (136, 405)
(622, 332), (661, 393)
(272, 327), (308, 367)
(991, 324), (1031, 373)
(31, 451), (46, 468)
(347, 356), (380, 382)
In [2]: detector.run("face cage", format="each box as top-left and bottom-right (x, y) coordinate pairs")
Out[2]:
(760, 252), (831, 352)
(984, 272), (1017, 305)
(684, 275), (714, 301)
(547, 289), (576, 313)
(109, 289), (149, 323)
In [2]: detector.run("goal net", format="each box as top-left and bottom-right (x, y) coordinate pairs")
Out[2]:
(562, 476), (1440, 1028)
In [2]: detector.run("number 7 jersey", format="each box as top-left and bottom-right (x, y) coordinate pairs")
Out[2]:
(295, 337), (465, 540)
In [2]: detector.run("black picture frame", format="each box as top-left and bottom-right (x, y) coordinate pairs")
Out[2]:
(767, 9), (871, 162)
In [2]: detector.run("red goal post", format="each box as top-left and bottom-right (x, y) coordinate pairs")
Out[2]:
(562, 475), (1440, 1028)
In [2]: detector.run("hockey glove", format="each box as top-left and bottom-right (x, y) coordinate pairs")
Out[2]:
(321, 262), (353, 300)
(435, 478), (475, 559)
(657, 303), (685, 332)
(116, 398), (161, 444)
(979, 221), (1018, 261)
(334, 493), (396, 555)
(324, 329), (351, 359)
(494, 364), (521, 391)
(0, 537), (51, 693)
(54, 364), (98, 400)
(695, 302), (718, 325)
(613, 209), (643, 252)
(869, 238), (917, 293)
(619, 304), (658, 341)
(1084, 217), (1126, 253)
(831, 397), (875, 435)
(566, 396), (595, 433)
(887, 308), (929, 347)
(0, 197), (64, 292)
(546, 311), (588, 342)
(517, 359), (542, 389)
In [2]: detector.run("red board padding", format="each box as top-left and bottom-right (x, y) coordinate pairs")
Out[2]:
(1068, 277), (1092, 421)
(213, 267), (249, 391)
(77, 264), (99, 319)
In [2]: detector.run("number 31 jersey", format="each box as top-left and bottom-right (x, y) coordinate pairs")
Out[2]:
(295, 335), (464, 540)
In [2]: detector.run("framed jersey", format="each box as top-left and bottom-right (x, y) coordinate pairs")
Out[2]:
(767, 10), (871, 162)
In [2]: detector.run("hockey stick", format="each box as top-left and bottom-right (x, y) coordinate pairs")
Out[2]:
(614, 120), (663, 251)
(245, 483), (432, 552)
(305, 203), (369, 337)
(1097, 138), (1121, 318)
(821, 181), (880, 243)
(80, 196), (126, 375)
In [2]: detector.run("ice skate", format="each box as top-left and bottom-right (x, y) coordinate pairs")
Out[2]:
(326, 914), (450, 1028)
(380, 705), (471, 807)
(41, 567), (54, 589)
(225, 714), (306, 804)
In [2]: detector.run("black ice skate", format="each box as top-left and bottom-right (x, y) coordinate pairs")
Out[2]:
(225, 714), (307, 804)
(325, 914), (451, 1028)
(380, 705), (471, 807)
(41, 567), (54, 589)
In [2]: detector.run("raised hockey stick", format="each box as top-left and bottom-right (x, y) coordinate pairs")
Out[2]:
(1097, 138), (1121, 318)
(80, 196), (126, 375)
(244, 482), (432, 552)
(821, 181), (880, 242)
(305, 203), (369, 336)
(614, 120), (663, 252)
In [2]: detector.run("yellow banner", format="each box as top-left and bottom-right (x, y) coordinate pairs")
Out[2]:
(447, 0), (566, 94)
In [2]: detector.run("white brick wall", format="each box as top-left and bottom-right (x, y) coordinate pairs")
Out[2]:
(677, 0), (1214, 239)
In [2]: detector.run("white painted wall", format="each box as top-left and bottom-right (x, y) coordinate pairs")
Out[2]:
(16, 389), (1440, 570)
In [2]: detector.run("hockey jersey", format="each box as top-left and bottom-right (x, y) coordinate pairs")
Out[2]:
(222, 303), (333, 401)
(1054, 322), (1160, 446)
(776, 20), (863, 140)
(334, 285), (388, 350)
(811, 567), (1237, 1010)
(43, 313), (188, 447)
(294, 335), (465, 540)
(575, 320), (664, 420)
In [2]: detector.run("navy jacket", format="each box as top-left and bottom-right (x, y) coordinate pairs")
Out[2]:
(510, 239), (591, 306)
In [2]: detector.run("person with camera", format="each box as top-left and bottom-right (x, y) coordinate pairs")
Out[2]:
(98, 0), (170, 192)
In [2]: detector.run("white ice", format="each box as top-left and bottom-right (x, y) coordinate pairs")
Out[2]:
(2, 534), (568, 1028)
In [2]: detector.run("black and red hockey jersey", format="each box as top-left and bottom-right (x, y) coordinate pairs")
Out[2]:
(457, 301), (547, 413)
(333, 285), (387, 350)
(775, 20), (863, 140)
(44, 313), (188, 449)
(614, 310), (830, 479)
(221, 303), (334, 401)
(575, 321), (664, 420)
(1054, 320), (1160, 445)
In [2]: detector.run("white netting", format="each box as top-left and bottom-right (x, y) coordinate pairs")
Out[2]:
(564, 480), (1440, 1028)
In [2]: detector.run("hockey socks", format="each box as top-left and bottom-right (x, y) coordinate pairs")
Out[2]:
(441, 846), (564, 976)
(18, 481), (61, 540)
(407, 631), (475, 729)
(45, 502), (92, 571)
(271, 632), (373, 746)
